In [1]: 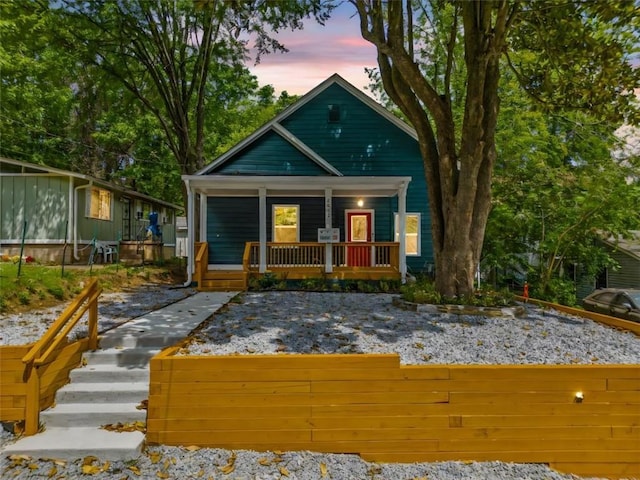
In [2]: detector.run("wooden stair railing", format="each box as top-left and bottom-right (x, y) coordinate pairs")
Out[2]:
(194, 242), (208, 288)
(21, 278), (102, 435)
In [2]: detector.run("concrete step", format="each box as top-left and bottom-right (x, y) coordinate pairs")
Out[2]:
(55, 382), (148, 404)
(83, 347), (160, 368)
(99, 333), (185, 349)
(2, 427), (145, 461)
(70, 364), (150, 383)
(40, 402), (147, 428)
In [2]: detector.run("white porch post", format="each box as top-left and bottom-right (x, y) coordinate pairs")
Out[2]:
(259, 187), (267, 273)
(199, 194), (207, 242)
(398, 182), (408, 283)
(324, 187), (333, 273)
(186, 181), (195, 283)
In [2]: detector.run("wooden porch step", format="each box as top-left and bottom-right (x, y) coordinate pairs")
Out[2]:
(199, 270), (247, 292)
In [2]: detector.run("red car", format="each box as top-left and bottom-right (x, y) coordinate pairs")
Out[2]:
(582, 288), (640, 323)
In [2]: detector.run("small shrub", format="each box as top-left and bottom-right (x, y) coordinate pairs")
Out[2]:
(18, 292), (30, 305)
(47, 286), (65, 301)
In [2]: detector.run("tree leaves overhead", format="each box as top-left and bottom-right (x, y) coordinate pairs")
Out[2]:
(508, 0), (640, 123)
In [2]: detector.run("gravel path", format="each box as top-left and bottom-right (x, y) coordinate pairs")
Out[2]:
(2, 289), (638, 479)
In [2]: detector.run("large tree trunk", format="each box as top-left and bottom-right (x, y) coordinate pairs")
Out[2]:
(354, 0), (511, 298)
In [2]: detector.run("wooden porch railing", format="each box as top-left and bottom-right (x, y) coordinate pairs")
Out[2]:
(194, 242), (208, 287)
(243, 242), (400, 271)
(21, 278), (101, 435)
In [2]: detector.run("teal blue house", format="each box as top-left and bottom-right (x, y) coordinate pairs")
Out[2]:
(182, 74), (432, 290)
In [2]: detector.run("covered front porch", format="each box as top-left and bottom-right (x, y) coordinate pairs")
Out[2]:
(184, 175), (411, 291)
(193, 241), (401, 290)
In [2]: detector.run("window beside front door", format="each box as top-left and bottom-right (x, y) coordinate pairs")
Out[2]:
(273, 205), (299, 242)
(395, 213), (421, 256)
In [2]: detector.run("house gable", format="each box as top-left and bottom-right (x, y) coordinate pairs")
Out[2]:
(279, 82), (421, 177)
(209, 129), (334, 176)
(197, 73), (419, 178)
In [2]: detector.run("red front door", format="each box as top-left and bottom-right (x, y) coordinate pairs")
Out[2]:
(347, 211), (372, 266)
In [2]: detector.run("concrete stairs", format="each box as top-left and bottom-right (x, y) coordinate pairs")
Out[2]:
(2, 291), (239, 462)
(2, 347), (156, 461)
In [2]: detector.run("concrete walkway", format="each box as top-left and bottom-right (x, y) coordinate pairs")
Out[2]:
(2, 291), (239, 461)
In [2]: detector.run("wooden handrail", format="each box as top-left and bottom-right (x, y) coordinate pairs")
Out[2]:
(22, 278), (101, 435)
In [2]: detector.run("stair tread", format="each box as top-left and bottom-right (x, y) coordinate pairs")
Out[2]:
(60, 382), (148, 392)
(2, 427), (144, 460)
(43, 402), (144, 413)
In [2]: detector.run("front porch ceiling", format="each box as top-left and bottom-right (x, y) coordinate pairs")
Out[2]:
(183, 175), (412, 197)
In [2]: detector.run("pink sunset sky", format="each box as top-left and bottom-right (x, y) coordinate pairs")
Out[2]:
(246, 3), (378, 96)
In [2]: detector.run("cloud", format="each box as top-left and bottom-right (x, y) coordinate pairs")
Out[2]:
(244, 5), (377, 96)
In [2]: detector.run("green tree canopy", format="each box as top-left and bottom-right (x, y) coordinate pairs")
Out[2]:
(352, 0), (639, 297)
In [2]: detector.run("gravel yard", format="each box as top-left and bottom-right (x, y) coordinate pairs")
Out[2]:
(180, 291), (640, 365)
(2, 289), (638, 479)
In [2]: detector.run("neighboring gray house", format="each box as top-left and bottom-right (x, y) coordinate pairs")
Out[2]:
(0, 157), (181, 264)
(597, 231), (640, 289)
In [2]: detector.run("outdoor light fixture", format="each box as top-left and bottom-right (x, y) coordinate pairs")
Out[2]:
(574, 391), (584, 403)
(357, 198), (364, 207)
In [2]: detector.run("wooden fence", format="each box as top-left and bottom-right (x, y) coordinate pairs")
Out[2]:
(148, 352), (639, 479)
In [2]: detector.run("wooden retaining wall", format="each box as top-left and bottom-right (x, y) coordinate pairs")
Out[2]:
(148, 352), (639, 479)
(0, 339), (88, 425)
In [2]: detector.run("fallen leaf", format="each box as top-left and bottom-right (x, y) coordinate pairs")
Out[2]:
(185, 445), (201, 451)
(320, 462), (328, 478)
(279, 466), (290, 477)
(102, 461), (110, 472)
(157, 471), (170, 479)
(163, 459), (171, 470)
(82, 464), (101, 475)
(258, 457), (271, 466)
(47, 465), (58, 477)
(28, 463), (39, 470)
(219, 463), (235, 474)
(83, 456), (99, 466)
(128, 465), (141, 475)
(149, 452), (162, 464)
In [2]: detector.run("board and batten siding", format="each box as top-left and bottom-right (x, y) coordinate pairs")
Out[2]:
(0, 175), (69, 241)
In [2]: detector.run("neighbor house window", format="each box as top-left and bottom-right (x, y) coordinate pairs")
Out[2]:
(86, 187), (112, 221)
(273, 205), (299, 242)
(395, 213), (420, 256)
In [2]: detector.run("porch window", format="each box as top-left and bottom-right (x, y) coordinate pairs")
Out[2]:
(273, 205), (299, 242)
(395, 213), (420, 256)
(86, 187), (112, 221)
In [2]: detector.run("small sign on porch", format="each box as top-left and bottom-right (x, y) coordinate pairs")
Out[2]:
(318, 228), (340, 243)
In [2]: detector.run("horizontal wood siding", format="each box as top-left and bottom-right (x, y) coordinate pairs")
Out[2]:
(0, 339), (88, 423)
(212, 131), (328, 176)
(280, 84), (433, 270)
(207, 197), (259, 264)
(148, 353), (639, 479)
(608, 249), (640, 289)
(0, 175), (69, 241)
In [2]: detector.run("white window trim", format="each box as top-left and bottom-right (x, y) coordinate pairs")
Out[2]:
(272, 204), (300, 242)
(395, 212), (420, 256)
